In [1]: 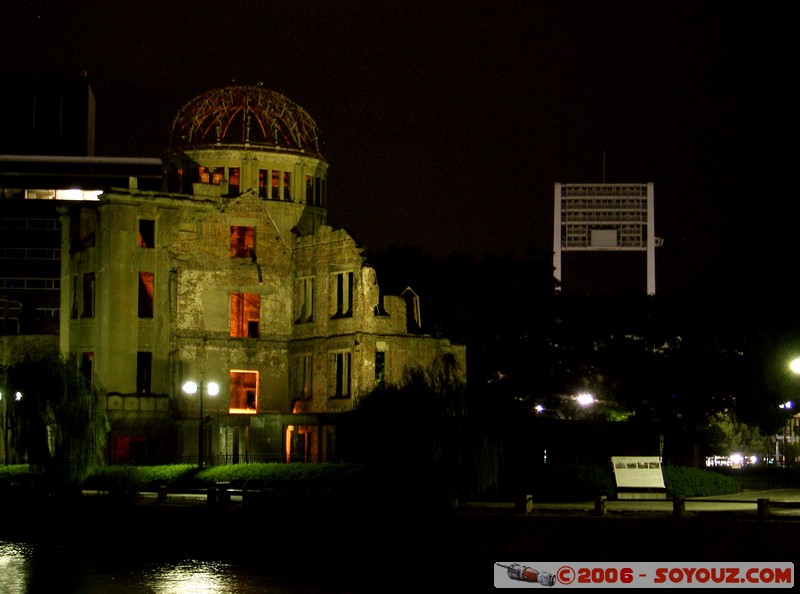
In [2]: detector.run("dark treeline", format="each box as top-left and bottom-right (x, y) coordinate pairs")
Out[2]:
(363, 243), (800, 468)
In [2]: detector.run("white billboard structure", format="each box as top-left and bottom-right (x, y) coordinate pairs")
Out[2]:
(553, 183), (658, 295)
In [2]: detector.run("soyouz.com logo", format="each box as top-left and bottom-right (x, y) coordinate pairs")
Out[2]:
(494, 562), (794, 588)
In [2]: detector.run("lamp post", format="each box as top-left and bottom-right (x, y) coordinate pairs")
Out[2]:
(182, 380), (219, 469)
(0, 391), (22, 465)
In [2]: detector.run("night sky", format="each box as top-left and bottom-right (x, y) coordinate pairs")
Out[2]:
(3, 1), (799, 297)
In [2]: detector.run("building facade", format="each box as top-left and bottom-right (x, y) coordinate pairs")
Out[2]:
(59, 86), (466, 465)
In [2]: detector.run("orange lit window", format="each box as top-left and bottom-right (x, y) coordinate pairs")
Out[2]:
(230, 293), (260, 338)
(230, 370), (258, 414)
(198, 166), (210, 183)
(229, 226), (255, 258)
(258, 169), (267, 198)
(228, 167), (240, 195)
(212, 167), (224, 185)
(271, 170), (280, 199)
(138, 272), (154, 318)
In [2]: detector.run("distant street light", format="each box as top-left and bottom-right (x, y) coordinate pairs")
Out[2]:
(0, 391), (22, 465)
(575, 393), (595, 407)
(182, 380), (219, 469)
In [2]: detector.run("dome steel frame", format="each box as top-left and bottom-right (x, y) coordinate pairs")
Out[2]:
(170, 86), (323, 156)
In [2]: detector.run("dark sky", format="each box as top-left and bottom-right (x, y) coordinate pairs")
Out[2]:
(3, 1), (799, 296)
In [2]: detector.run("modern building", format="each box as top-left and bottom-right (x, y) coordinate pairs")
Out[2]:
(0, 75), (162, 337)
(58, 85), (466, 465)
(553, 182), (660, 296)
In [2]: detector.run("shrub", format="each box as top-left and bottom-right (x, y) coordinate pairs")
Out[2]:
(662, 465), (740, 498)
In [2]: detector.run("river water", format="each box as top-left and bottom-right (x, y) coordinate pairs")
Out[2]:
(0, 539), (374, 593)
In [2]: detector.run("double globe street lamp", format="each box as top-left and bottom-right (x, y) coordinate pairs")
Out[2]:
(182, 380), (219, 469)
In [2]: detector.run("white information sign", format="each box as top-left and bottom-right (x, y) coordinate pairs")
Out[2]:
(611, 456), (665, 489)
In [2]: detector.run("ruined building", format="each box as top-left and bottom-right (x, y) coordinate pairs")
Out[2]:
(59, 85), (466, 465)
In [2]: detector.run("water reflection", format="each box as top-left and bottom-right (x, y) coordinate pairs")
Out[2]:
(0, 540), (353, 593)
(144, 560), (238, 593)
(0, 541), (32, 594)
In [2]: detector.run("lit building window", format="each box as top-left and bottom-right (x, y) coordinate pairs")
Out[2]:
(230, 292), (260, 338)
(258, 169), (268, 198)
(229, 226), (255, 258)
(331, 351), (351, 397)
(230, 370), (258, 414)
(271, 170), (280, 200)
(228, 167), (240, 195)
(138, 271), (154, 318)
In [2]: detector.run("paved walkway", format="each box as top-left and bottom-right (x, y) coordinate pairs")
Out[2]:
(463, 488), (800, 518)
(546, 488), (800, 516)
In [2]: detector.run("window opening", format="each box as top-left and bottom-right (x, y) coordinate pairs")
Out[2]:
(332, 271), (353, 318)
(271, 170), (280, 199)
(230, 370), (259, 414)
(81, 352), (94, 384)
(136, 351), (152, 395)
(138, 219), (155, 248)
(229, 226), (255, 258)
(258, 169), (267, 198)
(291, 354), (313, 400)
(332, 351), (351, 397)
(283, 171), (291, 201)
(295, 276), (314, 323)
(230, 293), (260, 338)
(81, 272), (95, 318)
(375, 350), (385, 388)
(228, 167), (240, 195)
(138, 272), (154, 318)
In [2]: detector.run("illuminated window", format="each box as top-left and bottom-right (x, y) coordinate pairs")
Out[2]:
(212, 167), (224, 185)
(291, 354), (313, 400)
(229, 226), (255, 258)
(228, 167), (240, 195)
(136, 352), (152, 395)
(271, 170), (280, 199)
(283, 171), (291, 200)
(258, 169), (268, 198)
(198, 166), (210, 183)
(331, 271), (353, 318)
(81, 272), (95, 318)
(138, 272), (154, 318)
(230, 370), (258, 414)
(295, 276), (314, 323)
(230, 293), (260, 338)
(331, 351), (351, 397)
(138, 219), (155, 248)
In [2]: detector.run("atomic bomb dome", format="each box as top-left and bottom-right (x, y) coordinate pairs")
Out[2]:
(169, 85), (324, 158)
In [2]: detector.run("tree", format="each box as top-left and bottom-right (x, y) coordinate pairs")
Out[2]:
(2, 351), (109, 489)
